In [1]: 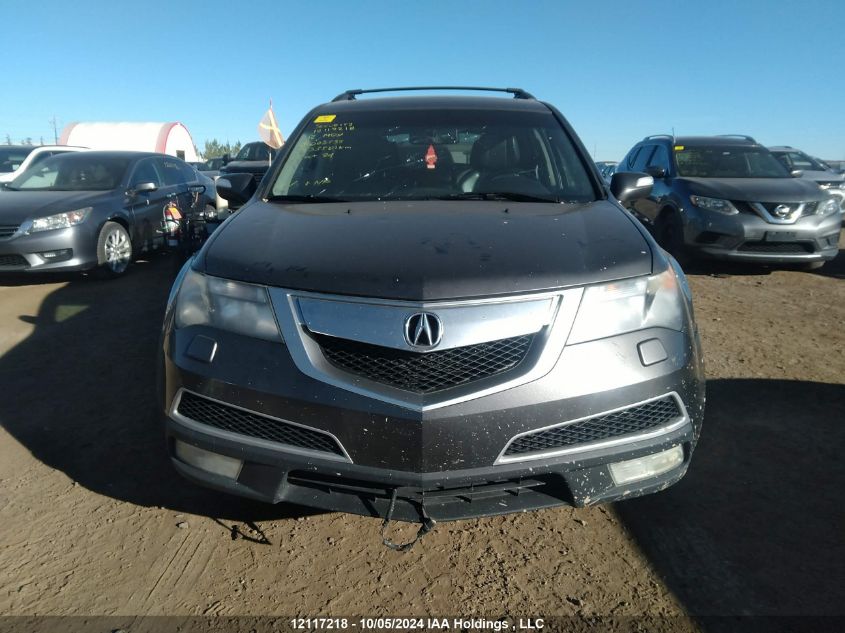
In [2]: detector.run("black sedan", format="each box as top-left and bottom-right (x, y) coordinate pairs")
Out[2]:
(0, 151), (214, 277)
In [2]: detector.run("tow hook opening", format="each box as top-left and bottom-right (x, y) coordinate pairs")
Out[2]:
(380, 488), (436, 552)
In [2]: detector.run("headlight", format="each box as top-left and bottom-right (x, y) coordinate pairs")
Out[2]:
(28, 207), (92, 233)
(690, 195), (739, 215)
(816, 198), (840, 216)
(568, 267), (685, 345)
(175, 269), (283, 342)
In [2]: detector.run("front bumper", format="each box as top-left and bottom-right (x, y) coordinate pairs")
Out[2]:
(161, 317), (705, 521)
(683, 206), (842, 263)
(0, 224), (99, 272)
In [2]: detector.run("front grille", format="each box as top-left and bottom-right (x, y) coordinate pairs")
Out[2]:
(0, 254), (28, 268)
(759, 201), (817, 217)
(313, 333), (534, 394)
(0, 225), (19, 238)
(176, 391), (345, 456)
(503, 396), (682, 457)
(738, 241), (814, 253)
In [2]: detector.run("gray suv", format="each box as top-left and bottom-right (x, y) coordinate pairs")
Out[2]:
(618, 135), (841, 269)
(159, 87), (705, 530)
(769, 146), (845, 212)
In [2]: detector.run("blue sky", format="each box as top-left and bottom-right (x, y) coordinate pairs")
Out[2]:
(3, 0), (843, 160)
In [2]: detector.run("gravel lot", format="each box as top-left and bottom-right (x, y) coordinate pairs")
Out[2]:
(0, 240), (843, 621)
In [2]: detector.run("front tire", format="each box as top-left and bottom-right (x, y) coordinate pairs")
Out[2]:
(657, 209), (691, 267)
(96, 221), (133, 277)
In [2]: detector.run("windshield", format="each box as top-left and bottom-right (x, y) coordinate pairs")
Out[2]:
(270, 109), (597, 202)
(675, 145), (790, 178)
(236, 143), (274, 161)
(0, 147), (36, 173)
(9, 154), (131, 191)
(777, 151), (827, 172)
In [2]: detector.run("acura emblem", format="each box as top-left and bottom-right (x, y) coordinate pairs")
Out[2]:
(404, 312), (443, 348)
(773, 204), (792, 218)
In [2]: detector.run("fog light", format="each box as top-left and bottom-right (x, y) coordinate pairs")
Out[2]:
(609, 445), (684, 485)
(174, 440), (243, 479)
(39, 248), (73, 262)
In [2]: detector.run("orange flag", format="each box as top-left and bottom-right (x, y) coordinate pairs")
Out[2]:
(258, 100), (284, 149)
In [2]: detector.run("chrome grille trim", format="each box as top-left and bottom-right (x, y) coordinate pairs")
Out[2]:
(268, 286), (585, 412)
(0, 225), (20, 239)
(495, 392), (690, 464)
(169, 388), (352, 463)
(747, 201), (814, 225)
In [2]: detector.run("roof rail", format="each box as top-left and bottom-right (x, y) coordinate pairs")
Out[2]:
(331, 86), (536, 102)
(643, 134), (675, 141)
(717, 134), (757, 143)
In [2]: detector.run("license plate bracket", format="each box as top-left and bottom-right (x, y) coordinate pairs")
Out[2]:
(765, 231), (799, 242)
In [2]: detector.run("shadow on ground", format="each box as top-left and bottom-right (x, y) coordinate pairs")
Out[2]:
(0, 253), (318, 522)
(2, 252), (844, 619)
(616, 378), (845, 618)
(811, 246), (845, 279)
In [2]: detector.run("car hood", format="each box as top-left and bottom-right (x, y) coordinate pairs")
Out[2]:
(679, 177), (826, 203)
(221, 160), (271, 174)
(799, 170), (845, 184)
(200, 200), (653, 301)
(0, 190), (113, 224)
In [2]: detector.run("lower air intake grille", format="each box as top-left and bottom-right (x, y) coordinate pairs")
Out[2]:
(504, 396), (683, 456)
(738, 241), (814, 253)
(314, 333), (534, 394)
(176, 391), (345, 456)
(0, 254), (28, 268)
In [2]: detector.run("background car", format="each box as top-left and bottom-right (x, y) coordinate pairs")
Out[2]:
(769, 145), (845, 212)
(218, 141), (278, 196)
(595, 160), (618, 184)
(616, 135), (842, 269)
(0, 151), (214, 276)
(200, 157), (226, 172)
(0, 145), (87, 183)
(186, 161), (230, 224)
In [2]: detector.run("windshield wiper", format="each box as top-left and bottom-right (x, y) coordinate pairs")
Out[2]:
(432, 192), (562, 203)
(266, 194), (347, 204)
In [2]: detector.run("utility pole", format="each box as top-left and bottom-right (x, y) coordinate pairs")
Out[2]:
(49, 116), (59, 144)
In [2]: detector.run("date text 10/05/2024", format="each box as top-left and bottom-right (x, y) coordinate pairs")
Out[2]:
(290, 618), (545, 630)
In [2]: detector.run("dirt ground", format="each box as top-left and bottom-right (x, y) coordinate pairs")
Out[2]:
(0, 240), (843, 623)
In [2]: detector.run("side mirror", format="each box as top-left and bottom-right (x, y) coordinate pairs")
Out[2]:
(610, 172), (654, 203)
(645, 165), (666, 179)
(222, 153), (231, 165)
(131, 181), (157, 195)
(216, 173), (256, 205)
(790, 170), (804, 178)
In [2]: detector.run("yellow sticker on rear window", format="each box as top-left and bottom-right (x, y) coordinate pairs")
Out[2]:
(314, 114), (337, 123)
(674, 145), (685, 151)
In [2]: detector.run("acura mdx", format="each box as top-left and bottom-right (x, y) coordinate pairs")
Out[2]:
(159, 87), (706, 530)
